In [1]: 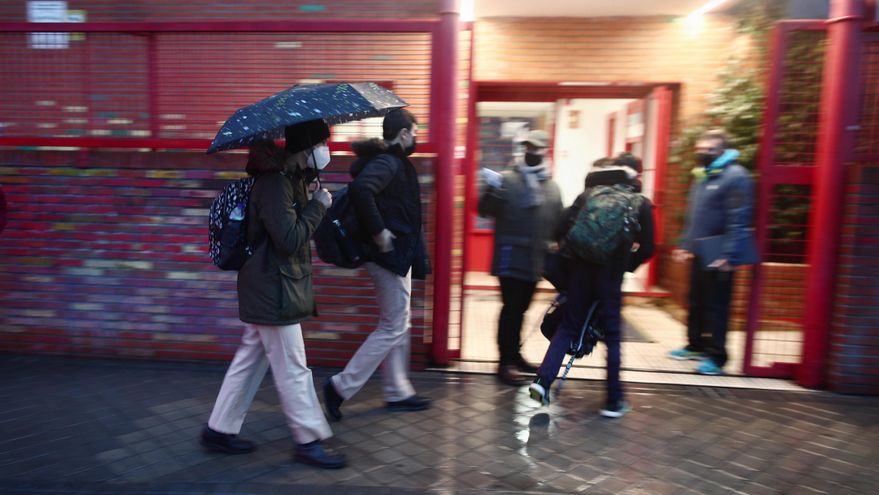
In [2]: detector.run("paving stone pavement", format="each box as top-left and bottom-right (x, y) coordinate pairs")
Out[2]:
(1, 355), (878, 495)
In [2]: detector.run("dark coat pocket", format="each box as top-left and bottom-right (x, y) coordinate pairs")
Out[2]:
(385, 217), (414, 235)
(279, 264), (314, 320)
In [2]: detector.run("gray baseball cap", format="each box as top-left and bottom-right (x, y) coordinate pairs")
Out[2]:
(516, 129), (549, 148)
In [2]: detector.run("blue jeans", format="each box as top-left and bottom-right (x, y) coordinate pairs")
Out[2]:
(537, 260), (625, 403)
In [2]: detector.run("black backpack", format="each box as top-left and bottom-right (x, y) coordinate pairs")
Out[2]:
(208, 177), (255, 270)
(313, 185), (366, 269)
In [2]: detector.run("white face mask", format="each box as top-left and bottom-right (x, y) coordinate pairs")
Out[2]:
(306, 145), (331, 170)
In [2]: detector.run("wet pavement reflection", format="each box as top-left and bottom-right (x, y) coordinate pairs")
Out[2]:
(1, 355), (877, 494)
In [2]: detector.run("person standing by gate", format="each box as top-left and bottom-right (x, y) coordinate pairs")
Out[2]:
(200, 120), (346, 469)
(322, 109), (432, 421)
(669, 129), (755, 375)
(478, 129), (564, 386)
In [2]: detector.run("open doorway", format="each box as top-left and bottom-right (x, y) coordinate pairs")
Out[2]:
(457, 82), (747, 378)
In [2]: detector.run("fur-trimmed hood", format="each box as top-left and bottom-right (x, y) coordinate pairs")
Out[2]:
(584, 167), (642, 193)
(349, 138), (405, 178)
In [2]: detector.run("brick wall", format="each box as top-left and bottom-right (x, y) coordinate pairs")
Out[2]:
(828, 161), (879, 395)
(0, 150), (435, 368)
(830, 163), (879, 394)
(826, 34), (879, 394)
(474, 17), (737, 120)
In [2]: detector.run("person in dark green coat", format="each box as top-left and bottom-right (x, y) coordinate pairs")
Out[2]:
(200, 119), (346, 469)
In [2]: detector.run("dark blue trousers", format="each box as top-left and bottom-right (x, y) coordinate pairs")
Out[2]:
(537, 260), (625, 403)
(686, 257), (735, 367)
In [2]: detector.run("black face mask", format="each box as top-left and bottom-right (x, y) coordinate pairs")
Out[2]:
(524, 152), (543, 167)
(696, 152), (718, 167)
(403, 137), (416, 156)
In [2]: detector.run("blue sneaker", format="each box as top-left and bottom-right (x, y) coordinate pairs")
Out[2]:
(696, 360), (724, 375)
(668, 348), (706, 361)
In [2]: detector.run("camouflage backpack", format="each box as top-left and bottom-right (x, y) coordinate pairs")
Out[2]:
(565, 184), (643, 265)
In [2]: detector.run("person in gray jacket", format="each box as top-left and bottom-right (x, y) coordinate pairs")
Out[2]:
(670, 129), (755, 375)
(478, 129), (564, 386)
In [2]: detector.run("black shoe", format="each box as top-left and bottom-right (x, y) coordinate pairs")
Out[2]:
(199, 425), (256, 454)
(323, 378), (344, 421)
(515, 356), (539, 374)
(497, 364), (526, 386)
(386, 394), (432, 412)
(294, 440), (347, 469)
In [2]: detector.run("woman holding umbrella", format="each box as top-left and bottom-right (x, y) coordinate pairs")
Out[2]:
(200, 119), (346, 469)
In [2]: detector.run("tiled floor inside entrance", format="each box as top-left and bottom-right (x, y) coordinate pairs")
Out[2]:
(450, 274), (804, 392)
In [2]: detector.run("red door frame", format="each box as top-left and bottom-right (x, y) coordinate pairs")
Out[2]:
(429, 1), (460, 365)
(462, 81), (677, 304)
(625, 99), (646, 156)
(647, 86), (673, 289)
(606, 112), (617, 155)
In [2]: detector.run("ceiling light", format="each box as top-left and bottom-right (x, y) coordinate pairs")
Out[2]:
(460, 0), (475, 22)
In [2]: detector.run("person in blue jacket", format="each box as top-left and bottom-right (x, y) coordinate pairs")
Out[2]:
(669, 129), (755, 376)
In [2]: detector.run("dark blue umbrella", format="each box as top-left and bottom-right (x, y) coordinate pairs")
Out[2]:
(207, 82), (408, 154)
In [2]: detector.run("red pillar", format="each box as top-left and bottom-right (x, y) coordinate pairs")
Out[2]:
(798, 0), (865, 388)
(428, 0), (459, 365)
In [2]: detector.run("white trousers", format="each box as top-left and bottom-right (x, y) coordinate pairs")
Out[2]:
(331, 262), (416, 402)
(208, 322), (332, 445)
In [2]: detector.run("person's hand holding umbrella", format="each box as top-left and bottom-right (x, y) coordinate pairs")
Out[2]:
(313, 187), (332, 210)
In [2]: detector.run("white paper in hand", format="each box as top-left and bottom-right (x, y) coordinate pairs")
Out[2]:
(479, 168), (503, 189)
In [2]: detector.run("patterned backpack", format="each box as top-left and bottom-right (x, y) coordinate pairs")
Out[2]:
(565, 184), (644, 265)
(208, 177), (256, 270)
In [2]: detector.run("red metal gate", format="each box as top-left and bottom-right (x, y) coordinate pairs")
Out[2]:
(744, 21), (827, 377)
(745, 9), (876, 379)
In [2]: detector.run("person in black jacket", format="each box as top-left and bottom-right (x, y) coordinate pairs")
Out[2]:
(322, 109), (431, 421)
(529, 153), (655, 418)
(477, 129), (564, 386)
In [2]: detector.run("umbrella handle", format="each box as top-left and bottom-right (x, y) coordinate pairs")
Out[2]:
(309, 169), (322, 193)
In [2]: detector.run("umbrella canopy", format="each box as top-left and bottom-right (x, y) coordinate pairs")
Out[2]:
(207, 82), (408, 154)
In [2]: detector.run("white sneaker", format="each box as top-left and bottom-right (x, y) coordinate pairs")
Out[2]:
(528, 379), (550, 406)
(600, 400), (631, 418)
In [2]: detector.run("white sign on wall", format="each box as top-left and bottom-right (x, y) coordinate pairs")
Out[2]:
(28, 1), (69, 49)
